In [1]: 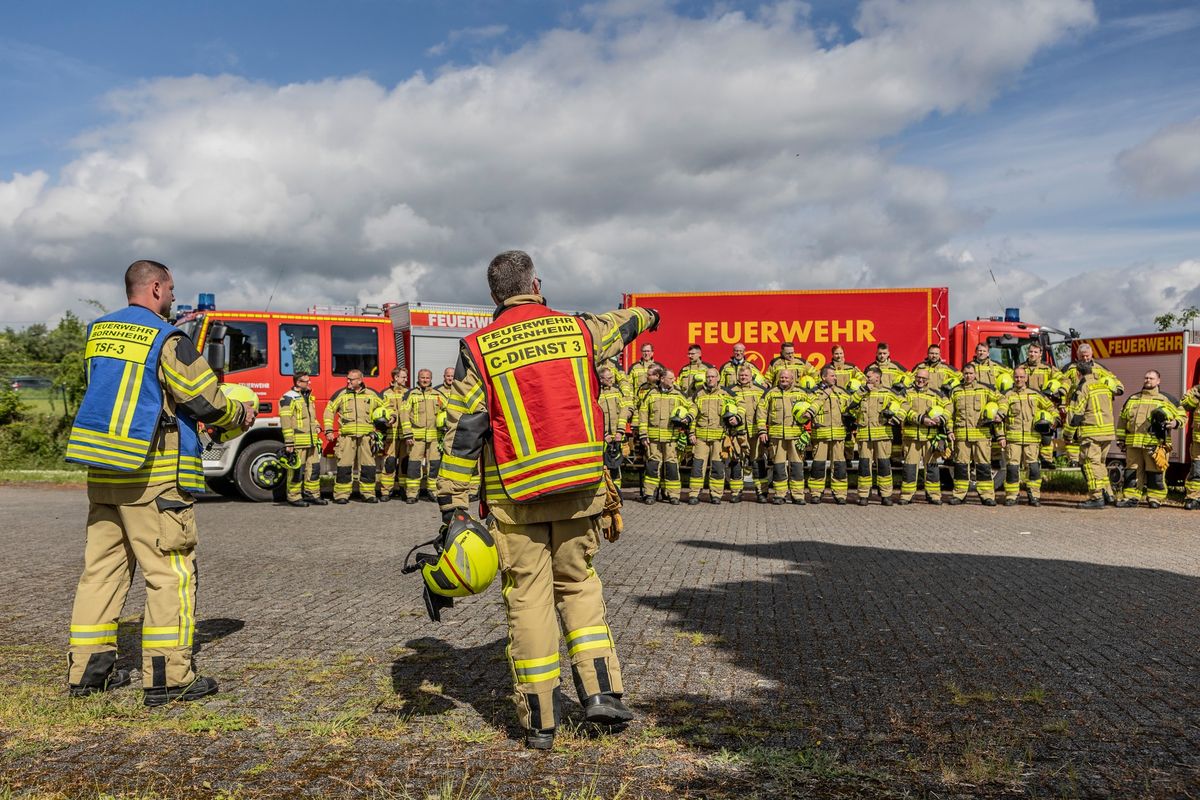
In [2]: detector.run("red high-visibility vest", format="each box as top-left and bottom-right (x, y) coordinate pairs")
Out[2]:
(463, 301), (605, 502)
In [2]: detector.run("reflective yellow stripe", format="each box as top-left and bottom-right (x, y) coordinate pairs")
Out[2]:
(504, 462), (604, 499)
(494, 373), (535, 458)
(108, 362), (135, 435)
(441, 453), (476, 480)
(496, 442), (604, 479)
(69, 623), (118, 646)
(513, 653), (561, 682)
(66, 442), (146, 468)
(571, 357), (597, 443)
(69, 428), (152, 453)
(566, 625), (613, 656)
(161, 360), (217, 395)
(170, 552), (194, 648)
(120, 363), (145, 438)
(142, 625), (181, 647)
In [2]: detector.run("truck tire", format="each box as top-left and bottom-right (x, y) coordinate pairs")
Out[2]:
(205, 475), (241, 499)
(234, 439), (286, 503)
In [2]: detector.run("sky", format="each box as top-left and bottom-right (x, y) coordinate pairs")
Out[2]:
(1, 0), (1198, 336)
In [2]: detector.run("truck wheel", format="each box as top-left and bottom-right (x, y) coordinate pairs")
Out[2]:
(234, 439), (286, 502)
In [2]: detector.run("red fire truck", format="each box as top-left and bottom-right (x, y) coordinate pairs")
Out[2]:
(620, 288), (1075, 373)
(174, 299), (493, 501)
(1069, 330), (1200, 482)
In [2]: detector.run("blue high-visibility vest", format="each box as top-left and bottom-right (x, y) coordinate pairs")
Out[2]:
(65, 305), (205, 491)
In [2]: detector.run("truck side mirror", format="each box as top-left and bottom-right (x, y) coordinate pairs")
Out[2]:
(205, 322), (229, 372)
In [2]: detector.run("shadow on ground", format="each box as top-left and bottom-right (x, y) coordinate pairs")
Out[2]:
(114, 617), (245, 672)
(638, 539), (1200, 798)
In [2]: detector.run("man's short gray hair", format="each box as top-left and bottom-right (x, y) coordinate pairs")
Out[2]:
(488, 250), (536, 303)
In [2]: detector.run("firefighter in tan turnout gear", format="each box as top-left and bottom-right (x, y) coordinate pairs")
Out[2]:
(855, 365), (901, 505)
(909, 344), (961, 396)
(1182, 380), (1200, 509)
(435, 250), (658, 749)
(377, 367), (410, 500)
(64, 260), (254, 704)
(1063, 364), (1119, 509)
(730, 364), (768, 501)
(323, 369), (385, 503)
(678, 344), (714, 398)
(1116, 370), (1184, 508)
(638, 368), (687, 504)
(719, 343), (764, 388)
(947, 363), (1001, 505)
(808, 365), (856, 504)
(597, 366), (632, 484)
(997, 365), (1057, 506)
(688, 368), (737, 504)
(279, 372), (327, 507)
(757, 368), (810, 504)
(404, 369), (445, 503)
(765, 342), (816, 387)
(898, 368), (948, 504)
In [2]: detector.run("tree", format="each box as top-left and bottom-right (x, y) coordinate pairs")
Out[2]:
(1155, 305), (1200, 334)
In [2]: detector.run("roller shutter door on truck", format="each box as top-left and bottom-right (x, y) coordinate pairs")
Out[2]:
(412, 333), (462, 382)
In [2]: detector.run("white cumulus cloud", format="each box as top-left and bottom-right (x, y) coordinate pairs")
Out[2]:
(1115, 117), (1200, 199)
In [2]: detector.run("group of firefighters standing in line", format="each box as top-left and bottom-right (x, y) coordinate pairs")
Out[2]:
(599, 340), (1200, 510)
(276, 364), (476, 506)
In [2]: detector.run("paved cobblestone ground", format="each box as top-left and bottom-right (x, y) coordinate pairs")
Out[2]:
(1, 485), (1198, 799)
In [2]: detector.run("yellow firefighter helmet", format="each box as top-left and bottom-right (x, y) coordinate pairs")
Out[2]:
(403, 510), (499, 622)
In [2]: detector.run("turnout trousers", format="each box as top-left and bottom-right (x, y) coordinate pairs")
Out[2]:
(768, 438), (805, 499)
(729, 435), (768, 496)
(493, 515), (623, 732)
(900, 439), (942, 503)
(405, 439), (441, 498)
(334, 434), (375, 501)
(1004, 442), (1043, 501)
(689, 439), (727, 500)
(1079, 437), (1113, 501)
(286, 445), (322, 502)
(1188, 441), (1200, 501)
(810, 440), (848, 501)
(952, 439), (995, 502)
(376, 436), (408, 497)
(1124, 446), (1166, 504)
(68, 486), (198, 690)
(857, 439), (893, 500)
(643, 440), (680, 500)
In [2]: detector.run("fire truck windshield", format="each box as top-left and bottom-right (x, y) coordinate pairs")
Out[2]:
(177, 317), (201, 345)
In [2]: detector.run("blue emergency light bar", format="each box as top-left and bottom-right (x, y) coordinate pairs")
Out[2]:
(197, 293), (216, 311)
(1004, 307), (1020, 322)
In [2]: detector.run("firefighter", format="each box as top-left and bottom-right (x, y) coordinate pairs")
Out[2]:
(720, 343), (764, 388)
(638, 368), (687, 504)
(730, 364), (769, 501)
(279, 371), (327, 507)
(808, 365), (856, 504)
(63, 260), (254, 704)
(757, 367), (810, 504)
(627, 343), (666, 401)
(606, 355), (633, 397)
(1062, 343), (1123, 394)
(968, 342), (1013, 389)
(909, 344), (961, 396)
(404, 368), (445, 504)
(765, 342), (816, 386)
(678, 344), (715, 398)
(1063, 364), (1119, 508)
(855, 365), (901, 505)
(1020, 343), (1063, 464)
(1116, 369), (1184, 508)
(947, 363), (1001, 505)
(898, 367), (948, 504)
(688, 368), (736, 504)
(598, 366), (633, 485)
(435, 250), (657, 748)
(997, 366), (1056, 506)
(870, 342), (909, 390)
(1181, 380), (1200, 509)
(324, 370), (385, 504)
(378, 367), (411, 500)
(436, 366), (478, 499)
(828, 345), (864, 388)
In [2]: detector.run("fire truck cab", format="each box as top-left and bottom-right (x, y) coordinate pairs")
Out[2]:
(948, 312), (1076, 372)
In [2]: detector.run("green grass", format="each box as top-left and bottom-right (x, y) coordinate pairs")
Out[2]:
(0, 469), (86, 485)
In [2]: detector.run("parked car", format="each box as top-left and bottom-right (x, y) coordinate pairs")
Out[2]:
(9, 376), (53, 390)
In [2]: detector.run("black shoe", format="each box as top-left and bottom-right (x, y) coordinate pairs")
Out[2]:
(790, 495), (806, 505)
(880, 496), (893, 507)
(857, 498), (869, 506)
(69, 668), (132, 698)
(1077, 497), (1105, 509)
(287, 499), (309, 508)
(1117, 499), (1138, 508)
(643, 496), (655, 505)
(1003, 498), (1017, 507)
(834, 497), (847, 506)
(668, 498), (680, 505)
(144, 675), (219, 707)
(982, 499), (997, 507)
(334, 498), (350, 505)
(305, 495), (329, 506)
(389, 489), (404, 498)
(583, 693), (634, 726)
(405, 497), (419, 505)
(1185, 499), (1200, 510)
(525, 727), (555, 750)
(771, 497), (785, 505)
(710, 497), (721, 505)
(687, 497), (700, 506)
(1148, 500), (1161, 509)
(1028, 497), (1040, 507)
(729, 493), (742, 504)
(897, 498), (912, 505)
(378, 493), (391, 503)
(946, 497), (963, 506)
(363, 496), (378, 504)
(756, 493), (767, 504)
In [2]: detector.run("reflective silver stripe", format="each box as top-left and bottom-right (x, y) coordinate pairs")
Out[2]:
(514, 662), (560, 678)
(69, 629), (117, 640)
(141, 632), (179, 643)
(496, 373), (532, 457)
(566, 632), (610, 647)
(507, 463), (602, 494)
(497, 443), (603, 478)
(112, 362), (140, 436)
